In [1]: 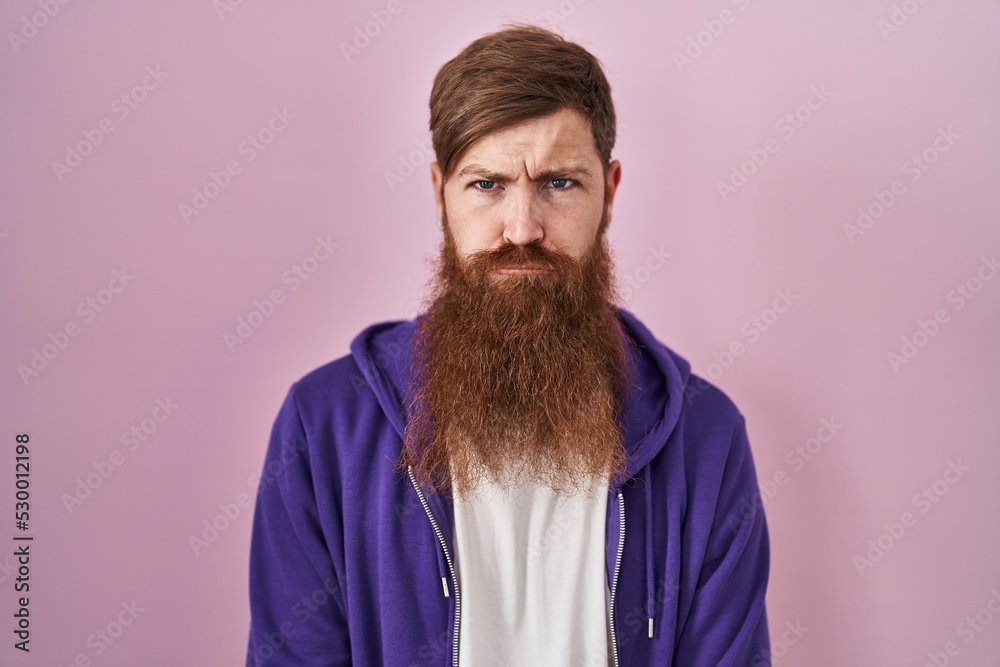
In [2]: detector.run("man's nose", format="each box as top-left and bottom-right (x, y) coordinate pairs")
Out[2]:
(502, 186), (544, 246)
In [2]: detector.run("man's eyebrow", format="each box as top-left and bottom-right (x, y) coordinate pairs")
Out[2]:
(454, 163), (594, 181)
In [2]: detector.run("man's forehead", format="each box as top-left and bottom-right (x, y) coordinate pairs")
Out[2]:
(454, 109), (600, 176)
(455, 157), (594, 180)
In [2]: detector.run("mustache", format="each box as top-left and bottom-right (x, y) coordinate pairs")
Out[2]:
(462, 241), (581, 275)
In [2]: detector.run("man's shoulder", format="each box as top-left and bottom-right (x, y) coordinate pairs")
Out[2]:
(286, 351), (373, 417)
(665, 356), (747, 465)
(268, 349), (401, 473)
(280, 317), (414, 435)
(294, 351), (362, 389)
(679, 367), (744, 427)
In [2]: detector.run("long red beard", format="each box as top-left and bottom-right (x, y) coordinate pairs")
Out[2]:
(396, 211), (636, 502)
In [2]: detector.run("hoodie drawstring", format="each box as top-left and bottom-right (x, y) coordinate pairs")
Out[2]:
(436, 543), (449, 597)
(427, 507), (451, 598)
(644, 464), (654, 638)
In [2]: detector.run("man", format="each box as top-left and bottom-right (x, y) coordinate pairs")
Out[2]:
(246, 23), (771, 666)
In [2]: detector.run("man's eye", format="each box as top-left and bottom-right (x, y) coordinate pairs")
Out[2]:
(474, 180), (496, 190)
(550, 179), (573, 189)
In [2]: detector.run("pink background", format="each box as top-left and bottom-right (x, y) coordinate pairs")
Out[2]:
(2, 1), (999, 665)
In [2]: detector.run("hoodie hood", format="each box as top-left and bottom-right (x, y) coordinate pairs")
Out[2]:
(349, 306), (691, 490)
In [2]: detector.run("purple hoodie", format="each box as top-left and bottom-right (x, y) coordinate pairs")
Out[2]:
(246, 307), (771, 666)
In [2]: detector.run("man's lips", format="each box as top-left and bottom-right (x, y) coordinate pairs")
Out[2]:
(492, 265), (552, 275)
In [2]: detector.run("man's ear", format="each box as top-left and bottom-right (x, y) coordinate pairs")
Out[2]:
(604, 159), (622, 220)
(430, 161), (445, 220)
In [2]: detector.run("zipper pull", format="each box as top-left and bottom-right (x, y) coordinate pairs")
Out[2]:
(441, 576), (450, 598)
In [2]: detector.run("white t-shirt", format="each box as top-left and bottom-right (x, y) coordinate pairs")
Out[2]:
(451, 472), (613, 666)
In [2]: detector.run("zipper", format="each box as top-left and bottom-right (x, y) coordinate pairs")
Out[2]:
(408, 465), (461, 667)
(609, 491), (625, 667)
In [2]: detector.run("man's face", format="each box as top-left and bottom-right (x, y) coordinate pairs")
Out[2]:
(430, 106), (622, 271)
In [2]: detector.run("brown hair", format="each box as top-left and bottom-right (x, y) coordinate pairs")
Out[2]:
(429, 22), (617, 183)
